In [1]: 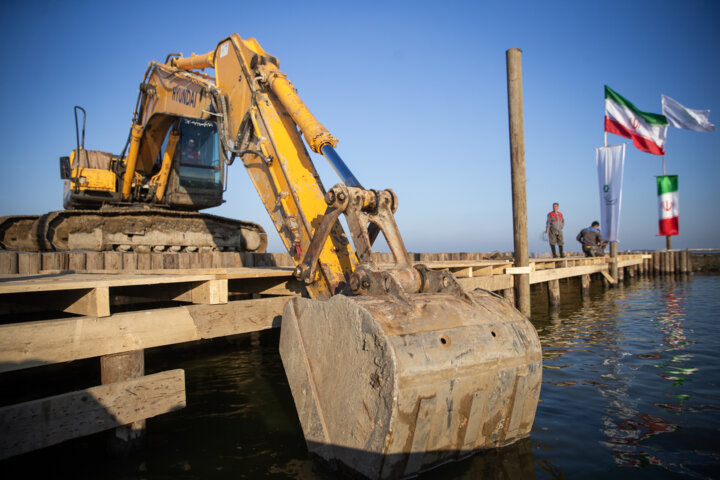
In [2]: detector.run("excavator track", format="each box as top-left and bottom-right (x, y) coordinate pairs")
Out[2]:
(0, 209), (267, 253)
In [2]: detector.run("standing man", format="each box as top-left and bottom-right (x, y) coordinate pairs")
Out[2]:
(576, 221), (607, 257)
(546, 202), (565, 258)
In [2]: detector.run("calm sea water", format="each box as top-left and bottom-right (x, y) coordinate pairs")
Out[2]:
(3, 274), (720, 479)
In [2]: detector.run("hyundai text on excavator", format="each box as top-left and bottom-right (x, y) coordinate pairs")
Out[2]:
(14, 35), (542, 478)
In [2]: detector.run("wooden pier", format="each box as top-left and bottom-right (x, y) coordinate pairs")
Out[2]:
(0, 249), (694, 459)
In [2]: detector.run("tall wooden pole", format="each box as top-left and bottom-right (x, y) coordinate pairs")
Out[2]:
(506, 48), (530, 317)
(609, 241), (618, 284)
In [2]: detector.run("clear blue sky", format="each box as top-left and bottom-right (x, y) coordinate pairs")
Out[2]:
(1, 0), (718, 254)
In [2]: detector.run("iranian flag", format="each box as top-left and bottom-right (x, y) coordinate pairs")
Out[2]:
(605, 86), (668, 155)
(657, 175), (679, 236)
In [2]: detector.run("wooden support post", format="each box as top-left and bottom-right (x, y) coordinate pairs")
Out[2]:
(581, 274), (590, 297)
(101, 350), (146, 453)
(609, 241), (618, 285)
(680, 250), (688, 273)
(190, 279), (228, 304)
(653, 252), (660, 276)
(547, 279), (560, 306)
(506, 47), (530, 317)
(64, 287), (111, 317)
(502, 287), (515, 305)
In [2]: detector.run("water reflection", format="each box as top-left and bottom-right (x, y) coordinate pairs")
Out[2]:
(532, 277), (720, 479)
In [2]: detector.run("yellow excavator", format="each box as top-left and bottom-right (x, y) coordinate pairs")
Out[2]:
(18, 34), (543, 478)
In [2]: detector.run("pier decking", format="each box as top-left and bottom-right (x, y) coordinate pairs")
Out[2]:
(0, 250), (678, 459)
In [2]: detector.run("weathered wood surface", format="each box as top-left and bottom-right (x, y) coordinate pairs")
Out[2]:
(0, 267), (294, 294)
(0, 369), (186, 460)
(0, 297), (288, 373)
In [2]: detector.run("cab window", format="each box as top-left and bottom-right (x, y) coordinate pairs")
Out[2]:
(177, 118), (221, 190)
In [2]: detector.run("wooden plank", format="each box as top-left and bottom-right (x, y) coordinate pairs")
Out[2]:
(0, 252), (18, 274)
(616, 257), (644, 268)
(529, 264), (606, 284)
(68, 252), (86, 271)
(457, 274), (513, 292)
(104, 252), (122, 271)
(151, 253), (164, 270)
(451, 266), (473, 278)
(178, 253), (191, 269)
(0, 369), (185, 460)
(228, 277), (305, 297)
(0, 296), (289, 373)
(18, 253), (40, 275)
(123, 252), (138, 271)
(600, 270), (617, 284)
(41, 253), (62, 271)
(0, 268), (293, 295)
(164, 253), (179, 270)
(472, 265), (494, 277)
(137, 253), (151, 270)
(85, 252), (104, 270)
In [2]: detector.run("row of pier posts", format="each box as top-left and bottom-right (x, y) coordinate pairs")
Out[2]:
(543, 250), (692, 308)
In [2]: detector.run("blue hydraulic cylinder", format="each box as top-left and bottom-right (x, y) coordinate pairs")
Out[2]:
(321, 145), (362, 188)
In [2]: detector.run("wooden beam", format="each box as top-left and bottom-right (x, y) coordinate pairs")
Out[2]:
(0, 287), (110, 317)
(530, 264), (606, 284)
(0, 369), (186, 460)
(457, 274), (513, 292)
(600, 270), (617, 284)
(0, 297), (289, 373)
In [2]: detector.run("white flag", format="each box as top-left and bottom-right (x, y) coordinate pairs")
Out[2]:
(596, 144), (625, 243)
(661, 94), (715, 132)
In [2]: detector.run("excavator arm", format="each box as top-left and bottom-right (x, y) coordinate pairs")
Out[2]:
(168, 34), (542, 480)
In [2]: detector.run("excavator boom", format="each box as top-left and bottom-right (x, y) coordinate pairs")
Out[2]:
(164, 34), (543, 478)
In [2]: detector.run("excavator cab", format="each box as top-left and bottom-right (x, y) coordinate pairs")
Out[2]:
(176, 118), (223, 192)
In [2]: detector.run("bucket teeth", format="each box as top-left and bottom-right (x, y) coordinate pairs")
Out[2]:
(279, 290), (542, 479)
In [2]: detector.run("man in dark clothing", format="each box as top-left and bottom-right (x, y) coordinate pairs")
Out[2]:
(577, 221), (606, 257)
(545, 203), (565, 258)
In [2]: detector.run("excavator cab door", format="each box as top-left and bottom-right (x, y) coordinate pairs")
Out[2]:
(176, 118), (223, 192)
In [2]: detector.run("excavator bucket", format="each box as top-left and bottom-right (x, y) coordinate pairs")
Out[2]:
(279, 288), (542, 479)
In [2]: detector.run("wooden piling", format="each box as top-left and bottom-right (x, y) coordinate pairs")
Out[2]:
(506, 47), (530, 317)
(580, 274), (590, 296)
(547, 279), (560, 306)
(609, 242), (618, 285)
(101, 350), (146, 452)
